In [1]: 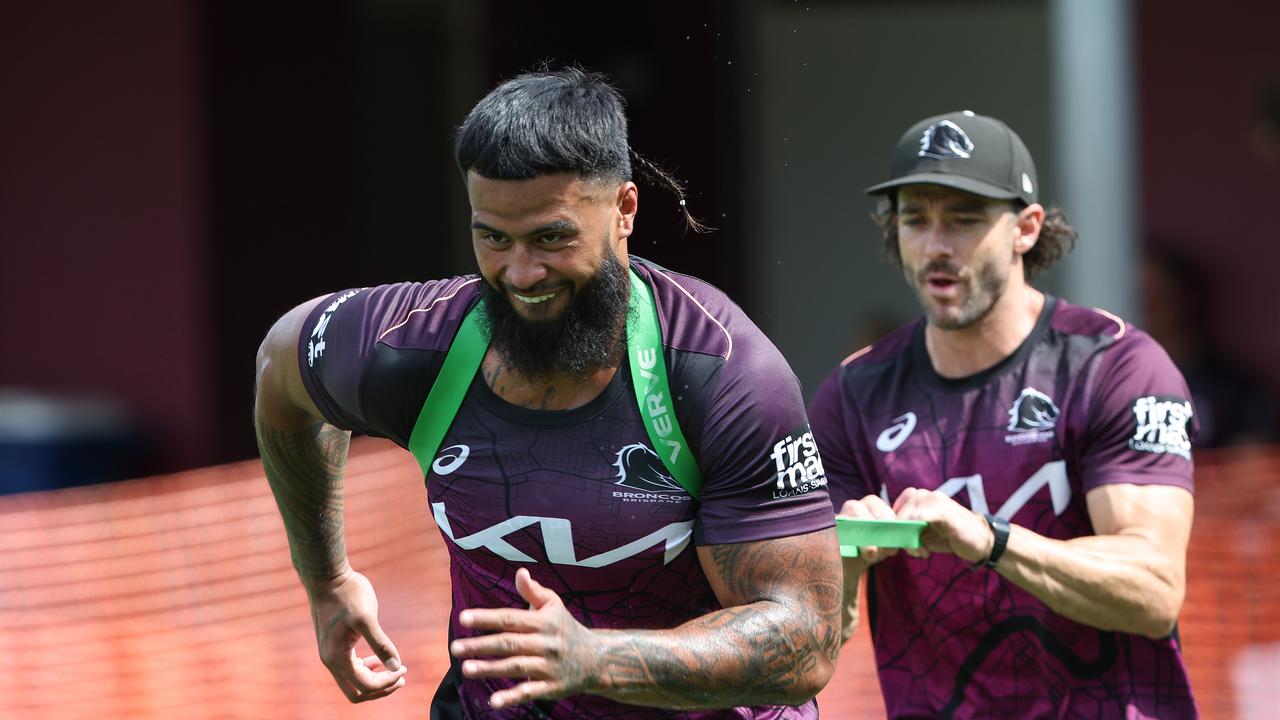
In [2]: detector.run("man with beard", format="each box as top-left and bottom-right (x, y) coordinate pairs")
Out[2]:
(254, 67), (841, 718)
(808, 112), (1199, 718)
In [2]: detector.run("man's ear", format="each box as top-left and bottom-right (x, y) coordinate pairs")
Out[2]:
(1013, 203), (1046, 256)
(616, 181), (638, 239)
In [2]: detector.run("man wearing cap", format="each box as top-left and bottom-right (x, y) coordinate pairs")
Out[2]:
(808, 111), (1198, 718)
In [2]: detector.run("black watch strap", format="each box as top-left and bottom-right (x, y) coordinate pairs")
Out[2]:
(982, 513), (1010, 569)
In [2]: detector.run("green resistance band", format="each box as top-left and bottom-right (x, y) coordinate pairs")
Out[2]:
(407, 268), (704, 499)
(624, 267), (703, 499)
(836, 517), (927, 558)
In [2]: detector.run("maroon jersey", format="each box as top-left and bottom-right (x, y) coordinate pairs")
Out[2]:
(809, 297), (1198, 719)
(299, 258), (834, 719)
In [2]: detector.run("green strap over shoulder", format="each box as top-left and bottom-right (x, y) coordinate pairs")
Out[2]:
(623, 268), (703, 498)
(407, 301), (488, 475)
(407, 268), (704, 499)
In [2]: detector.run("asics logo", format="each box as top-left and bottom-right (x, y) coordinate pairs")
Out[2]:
(876, 412), (917, 452)
(432, 444), (470, 475)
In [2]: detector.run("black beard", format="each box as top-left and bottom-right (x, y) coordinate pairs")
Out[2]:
(478, 250), (630, 381)
(909, 257), (1008, 330)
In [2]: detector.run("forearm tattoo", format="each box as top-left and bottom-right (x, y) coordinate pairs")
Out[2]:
(594, 533), (843, 708)
(255, 420), (351, 579)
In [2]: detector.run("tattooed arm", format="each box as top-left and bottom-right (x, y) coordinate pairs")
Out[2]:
(451, 527), (842, 710)
(254, 298), (407, 703)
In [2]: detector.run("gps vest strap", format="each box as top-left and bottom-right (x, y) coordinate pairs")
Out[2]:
(407, 268), (704, 499)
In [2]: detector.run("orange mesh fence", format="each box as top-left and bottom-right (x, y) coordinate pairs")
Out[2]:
(2, 438), (1277, 718)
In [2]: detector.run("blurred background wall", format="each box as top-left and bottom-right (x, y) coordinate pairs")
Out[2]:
(2, 0), (1278, 482)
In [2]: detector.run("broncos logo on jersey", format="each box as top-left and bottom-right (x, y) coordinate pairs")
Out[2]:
(613, 443), (685, 494)
(919, 120), (974, 160)
(1008, 387), (1061, 432)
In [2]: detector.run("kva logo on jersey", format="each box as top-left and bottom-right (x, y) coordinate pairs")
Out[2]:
(612, 443), (686, 504)
(934, 460), (1071, 520)
(770, 425), (827, 499)
(1005, 387), (1060, 446)
(432, 502), (693, 567)
(1129, 395), (1193, 460)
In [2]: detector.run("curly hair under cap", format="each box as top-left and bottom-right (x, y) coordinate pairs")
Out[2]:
(873, 197), (1078, 280)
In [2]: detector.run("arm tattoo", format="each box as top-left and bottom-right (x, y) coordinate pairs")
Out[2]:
(591, 532), (843, 708)
(255, 420), (351, 579)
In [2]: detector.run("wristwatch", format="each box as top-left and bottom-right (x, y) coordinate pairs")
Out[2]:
(981, 513), (1010, 569)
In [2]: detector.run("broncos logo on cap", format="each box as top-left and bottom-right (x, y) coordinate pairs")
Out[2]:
(613, 443), (684, 493)
(1007, 387), (1061, 432)
(919, 120), (974, 160)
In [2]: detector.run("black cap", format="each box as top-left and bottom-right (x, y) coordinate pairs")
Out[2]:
(865, 111), (1038, 205)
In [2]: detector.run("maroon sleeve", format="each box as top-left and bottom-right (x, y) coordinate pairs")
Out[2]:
(296, 277), (478, 439)
(1077, 331), (1197, 494)
(808, 366), (875, 512)
(639, 263), (836, 547)
(691, 320), (837, 546)
(298, 287), (372, 433)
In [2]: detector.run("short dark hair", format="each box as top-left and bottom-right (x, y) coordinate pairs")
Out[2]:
(455, 66), (632, 183)
(872, 195), (1078, 280)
